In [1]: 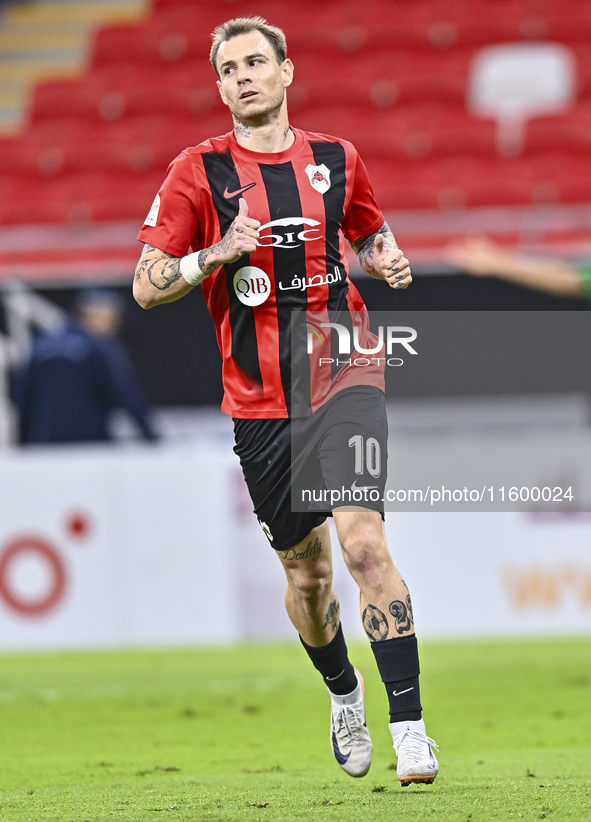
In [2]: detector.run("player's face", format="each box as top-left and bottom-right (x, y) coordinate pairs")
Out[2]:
(216, 31), (293, 124)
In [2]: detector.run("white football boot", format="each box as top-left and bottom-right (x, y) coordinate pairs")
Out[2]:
(390, 718), (439, 786)
(329, 669), (372, 777)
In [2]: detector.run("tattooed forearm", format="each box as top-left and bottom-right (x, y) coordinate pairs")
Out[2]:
(362, 604), (389, 641)
(321, 599), (340, 632)
(277, 537), (322, 563)
(353, 221), (398, 277)
(136, 214), (251, 297)
(389, 598), (414, 634)
(197, 226), (241, 276)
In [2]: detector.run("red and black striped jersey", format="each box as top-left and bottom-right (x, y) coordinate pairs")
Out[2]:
(137, 127), (386, 418)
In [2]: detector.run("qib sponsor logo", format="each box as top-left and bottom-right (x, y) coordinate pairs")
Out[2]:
(233, 266), (271, 306)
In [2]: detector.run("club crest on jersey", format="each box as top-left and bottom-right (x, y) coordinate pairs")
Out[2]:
(144, 193), (160, 227)
(305, 164), (331, 194)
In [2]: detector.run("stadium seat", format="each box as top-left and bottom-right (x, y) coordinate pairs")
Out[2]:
(291, 48), (473, 111)
(32, 62), (223, 122)
(0, 172), (103, 224)
(296, 102), (497, 159)
(0, 167), (167, 225)
(92, 22), (211, 66)
(567, 42), (591, 95)
(525, 100), (591, 153)
(87, 169), (170, 222)
(53, 115), (231, 173)
(363, 150), (591, 212)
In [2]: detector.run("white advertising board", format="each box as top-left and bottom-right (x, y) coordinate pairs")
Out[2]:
(0, 444), (239, 648)
(0, 429), (589, 649)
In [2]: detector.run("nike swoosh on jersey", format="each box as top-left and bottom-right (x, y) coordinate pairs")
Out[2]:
(331, 731), (351, 765)
(223, 182), (257, 199)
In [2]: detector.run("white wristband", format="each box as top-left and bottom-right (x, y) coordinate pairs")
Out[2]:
(180, 251), (207, 285)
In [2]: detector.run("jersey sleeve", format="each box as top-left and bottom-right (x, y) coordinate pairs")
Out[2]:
(137, 152), (201, 257)
(340, 148), (386, 245)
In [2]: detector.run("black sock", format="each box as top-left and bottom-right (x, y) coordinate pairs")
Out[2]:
(299, 623), (358, 696)
(371, 634), (422, 722)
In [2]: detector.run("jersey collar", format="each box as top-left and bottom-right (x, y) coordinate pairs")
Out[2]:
(228, 127), (305, 163)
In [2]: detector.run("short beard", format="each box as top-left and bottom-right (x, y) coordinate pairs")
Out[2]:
(231, 86), (285, 131)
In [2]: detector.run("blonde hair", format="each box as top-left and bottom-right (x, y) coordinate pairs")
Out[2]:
(210, 16), (287, 76)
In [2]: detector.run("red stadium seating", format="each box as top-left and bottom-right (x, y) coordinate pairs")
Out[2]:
(32, 63), (223, 122)
(2, 0), (591, 232)
(525, 99), (591, 152)
(296, 103), (497, 159)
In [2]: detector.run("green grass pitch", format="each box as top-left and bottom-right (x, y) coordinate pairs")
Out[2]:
(0, 637), (589, 821)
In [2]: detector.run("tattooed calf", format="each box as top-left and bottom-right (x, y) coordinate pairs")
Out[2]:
(322, 599), (340, 633)
(362, 604), (389, 641)
(406, 594), (414, 624)
(389, 599), (413, 634)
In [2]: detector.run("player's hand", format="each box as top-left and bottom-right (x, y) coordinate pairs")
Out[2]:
(375, 235), (412, 289)
(219, 198), (261, 264)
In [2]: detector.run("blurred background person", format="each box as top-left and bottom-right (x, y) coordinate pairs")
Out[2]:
(14, 288), (158, 444)
(450, 236), (591, 301)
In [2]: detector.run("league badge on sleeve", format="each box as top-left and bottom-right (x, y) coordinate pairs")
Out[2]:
(305, 164), (331, 194)
(144, 193), (160, 227)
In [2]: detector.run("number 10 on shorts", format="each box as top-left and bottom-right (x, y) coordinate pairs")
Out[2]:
(349, 435), (381, 478)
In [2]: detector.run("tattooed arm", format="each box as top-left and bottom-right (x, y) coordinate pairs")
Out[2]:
(133, 197), (260, 308)
(351, 221), (412, 290)
(133, 244), (192, 308)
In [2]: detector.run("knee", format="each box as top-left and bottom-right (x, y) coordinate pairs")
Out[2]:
(341, 530), (390, 580)
(287, 567), (332, 611)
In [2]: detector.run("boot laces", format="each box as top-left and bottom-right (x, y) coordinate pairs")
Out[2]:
(394, 729), (439, 762)
(333, 703), (364, 743)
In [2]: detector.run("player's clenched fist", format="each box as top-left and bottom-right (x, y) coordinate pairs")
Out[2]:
(218, 197), (261, 264)
(374, 235), (412, 289)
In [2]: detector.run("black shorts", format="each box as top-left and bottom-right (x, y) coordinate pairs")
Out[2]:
(233, 386), (388, 552)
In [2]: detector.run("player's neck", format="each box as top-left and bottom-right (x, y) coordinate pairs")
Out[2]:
(232, 112), (294, 154)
